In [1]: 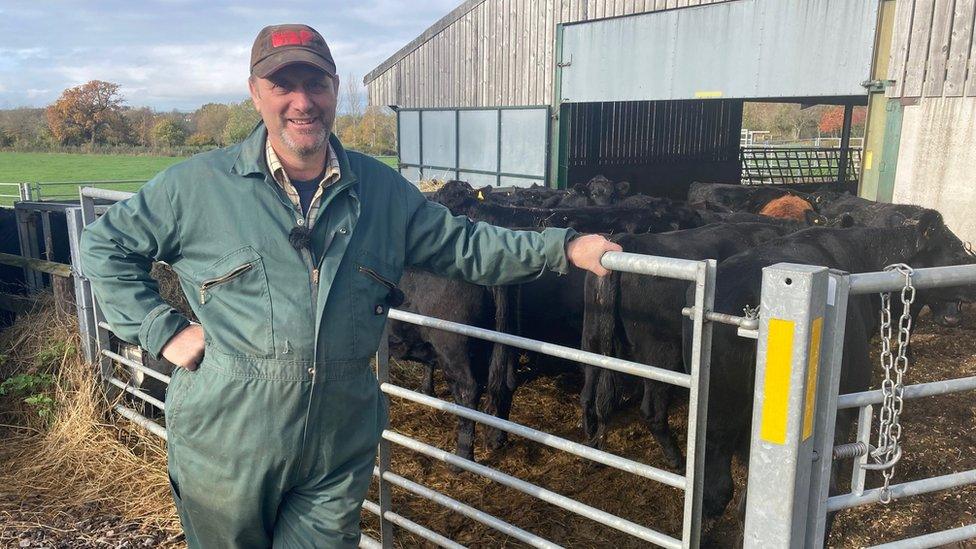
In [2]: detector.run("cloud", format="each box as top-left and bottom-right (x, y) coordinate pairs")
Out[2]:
(1, 0), (459, 110)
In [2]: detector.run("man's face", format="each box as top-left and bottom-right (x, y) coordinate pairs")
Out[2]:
(249, 64), (338, 158)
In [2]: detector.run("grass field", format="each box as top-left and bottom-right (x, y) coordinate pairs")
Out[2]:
(0, 152), (398, 206)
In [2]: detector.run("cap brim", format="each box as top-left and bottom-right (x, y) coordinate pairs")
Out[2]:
(251, 49), (336, 79)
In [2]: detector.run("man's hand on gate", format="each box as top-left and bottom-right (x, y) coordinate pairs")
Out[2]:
(161, 325), (206, 371)
(566, 234), (622, 277)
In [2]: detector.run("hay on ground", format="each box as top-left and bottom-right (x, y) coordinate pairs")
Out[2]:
(0, 294), (181, 547)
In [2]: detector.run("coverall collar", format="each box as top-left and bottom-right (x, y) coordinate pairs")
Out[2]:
(232, 122), (359, 198)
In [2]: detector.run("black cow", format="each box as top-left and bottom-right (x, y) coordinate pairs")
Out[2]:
(388, 269), (516, 462)
(579, 222), (797, 468)
(542, 176), (631, 208)
(815, 195), (973, 326)
(695, 216), (976, 521)
(687, 182), (813, 213)
(431, 180), (704, 234)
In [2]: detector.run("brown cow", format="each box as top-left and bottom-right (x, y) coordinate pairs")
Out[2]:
(758, 195), (814, 220)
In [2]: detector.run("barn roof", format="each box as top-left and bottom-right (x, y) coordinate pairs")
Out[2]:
(363, 0), (484, 85)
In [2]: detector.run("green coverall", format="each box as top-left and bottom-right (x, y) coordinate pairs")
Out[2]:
(80, 124), (575, 548)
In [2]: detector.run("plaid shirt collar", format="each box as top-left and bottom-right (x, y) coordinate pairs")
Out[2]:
(265, 137), (341, 227)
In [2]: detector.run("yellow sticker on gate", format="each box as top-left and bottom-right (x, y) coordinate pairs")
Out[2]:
(760, 318), (795, 445)
(803, 317), (824, 440)
(864, 151), (874, 170)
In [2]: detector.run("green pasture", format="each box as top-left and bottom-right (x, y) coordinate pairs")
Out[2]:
(0, 152), (398, 206)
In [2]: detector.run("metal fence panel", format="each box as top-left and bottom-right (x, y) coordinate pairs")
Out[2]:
(458, 110), (498, 173)
(740, 147), (862, 185)
(499, 109), (548, 178)
(398, 111), (420, 165)
(420, 110), (456, 169)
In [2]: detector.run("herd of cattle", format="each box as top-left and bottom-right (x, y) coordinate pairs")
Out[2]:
(112, 176), (975, 527)
(393, 177), (976, 522)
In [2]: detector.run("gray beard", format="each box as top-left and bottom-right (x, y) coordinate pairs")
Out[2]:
(279, 125), (328, 158)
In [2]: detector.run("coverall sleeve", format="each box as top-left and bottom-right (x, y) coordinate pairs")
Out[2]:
(80, 175), (189, 359)
(403, 183), (577, 285)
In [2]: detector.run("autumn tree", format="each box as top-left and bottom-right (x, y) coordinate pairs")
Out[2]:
(222, 99), (261, 144)
(339, 106), (396, 155)
(123, 107), (156, 146)
(193, 103), (230, 146)
(818, 106), (867, 136)
(152, 118), (187, 147)
(0, 107), (49, 147)
(46, 80), (129, 146)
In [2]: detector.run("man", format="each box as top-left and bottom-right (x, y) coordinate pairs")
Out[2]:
(81, 24), (620, 548)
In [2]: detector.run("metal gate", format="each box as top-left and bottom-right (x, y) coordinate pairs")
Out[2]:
(743, 263), (976, 547)
(70, 185), (730, 548)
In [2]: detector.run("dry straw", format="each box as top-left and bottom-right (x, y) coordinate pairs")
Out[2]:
(0, 294), (181, 545)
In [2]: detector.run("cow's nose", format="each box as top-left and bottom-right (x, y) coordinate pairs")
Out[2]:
(939, 314), (962, 327)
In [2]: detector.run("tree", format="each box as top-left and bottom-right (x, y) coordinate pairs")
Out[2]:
(186, 132), (217, 147)
(193, 103), (230, 146)
(819, 106), (868, 136)
(334, 73), (364, 136)
(45, 80), (129, 146)
(0, 107), (49, 147)
(152, 119), (187, 147)
(124, 107), (156, 146)
(340, 106), (396, 155)
(222, 99), (261, 144)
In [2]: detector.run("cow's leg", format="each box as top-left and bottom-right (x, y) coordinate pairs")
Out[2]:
(591, 369), (622, 450)
(436, 345), (483, 464)
(484, 286), (519, 450)
(641, 379), (684, 470)
(483, 343), (517, 450)
(702, 431), (736, 520)
(642, 343), (685, 469)
(580, 365), (600, 443)
(422, 364), (435, 396)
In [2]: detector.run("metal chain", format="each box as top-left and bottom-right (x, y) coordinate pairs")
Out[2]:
(871, 263), (915, 503)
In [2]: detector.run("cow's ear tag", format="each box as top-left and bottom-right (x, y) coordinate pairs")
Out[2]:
(477, 190), (485, 201)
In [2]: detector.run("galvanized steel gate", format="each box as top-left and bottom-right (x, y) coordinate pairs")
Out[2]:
(69, 186), (725, 548)
(742, 263), (976, 548)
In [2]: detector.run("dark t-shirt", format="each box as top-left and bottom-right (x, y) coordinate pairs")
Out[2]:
(291, 178), (319, 217)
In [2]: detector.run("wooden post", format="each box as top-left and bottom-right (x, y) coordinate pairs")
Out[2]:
(53, 275), (75, 316)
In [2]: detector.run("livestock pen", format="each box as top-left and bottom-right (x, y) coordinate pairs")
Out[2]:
(55, 185), (976, 547)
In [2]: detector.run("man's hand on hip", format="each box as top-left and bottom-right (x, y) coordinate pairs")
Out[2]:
(161, 324), (206, 371)
(566, 234), (622, 277)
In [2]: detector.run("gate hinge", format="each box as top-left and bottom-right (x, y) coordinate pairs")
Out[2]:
(556, 54), (573, 68)
(862, 79), (895, 92)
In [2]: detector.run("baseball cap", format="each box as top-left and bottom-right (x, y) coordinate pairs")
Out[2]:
(250, 24), (337, 79)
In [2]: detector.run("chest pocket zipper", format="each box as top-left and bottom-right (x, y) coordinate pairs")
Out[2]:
(199, 262), (256, 304)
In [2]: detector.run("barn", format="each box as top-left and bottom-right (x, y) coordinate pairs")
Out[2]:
(364, 0), (976, 240)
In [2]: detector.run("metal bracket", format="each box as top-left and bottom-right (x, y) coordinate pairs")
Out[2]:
(861, 79), (895, 93)
(556, 54), (573, 68)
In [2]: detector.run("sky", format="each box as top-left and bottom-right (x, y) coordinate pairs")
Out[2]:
(0, 0), (460, 111)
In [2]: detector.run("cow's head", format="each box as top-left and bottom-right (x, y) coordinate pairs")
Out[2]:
(431, 180), (478, 213)
(573, 176), (630, 206)
(907, 210), (976, 303)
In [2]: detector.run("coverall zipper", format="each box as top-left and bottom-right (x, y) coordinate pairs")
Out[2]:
(198, 262), (256, 304)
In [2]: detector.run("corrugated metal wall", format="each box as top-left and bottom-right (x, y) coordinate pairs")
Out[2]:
(888, 0), (976, 97)
(567, 100), (742, 166)
(366, 0), (729, 108)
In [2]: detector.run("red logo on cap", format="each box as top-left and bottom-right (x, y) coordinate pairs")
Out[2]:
(271, 30), (315, 48)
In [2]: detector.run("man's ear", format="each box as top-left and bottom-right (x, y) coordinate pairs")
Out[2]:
(248, 76), (261, 110)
